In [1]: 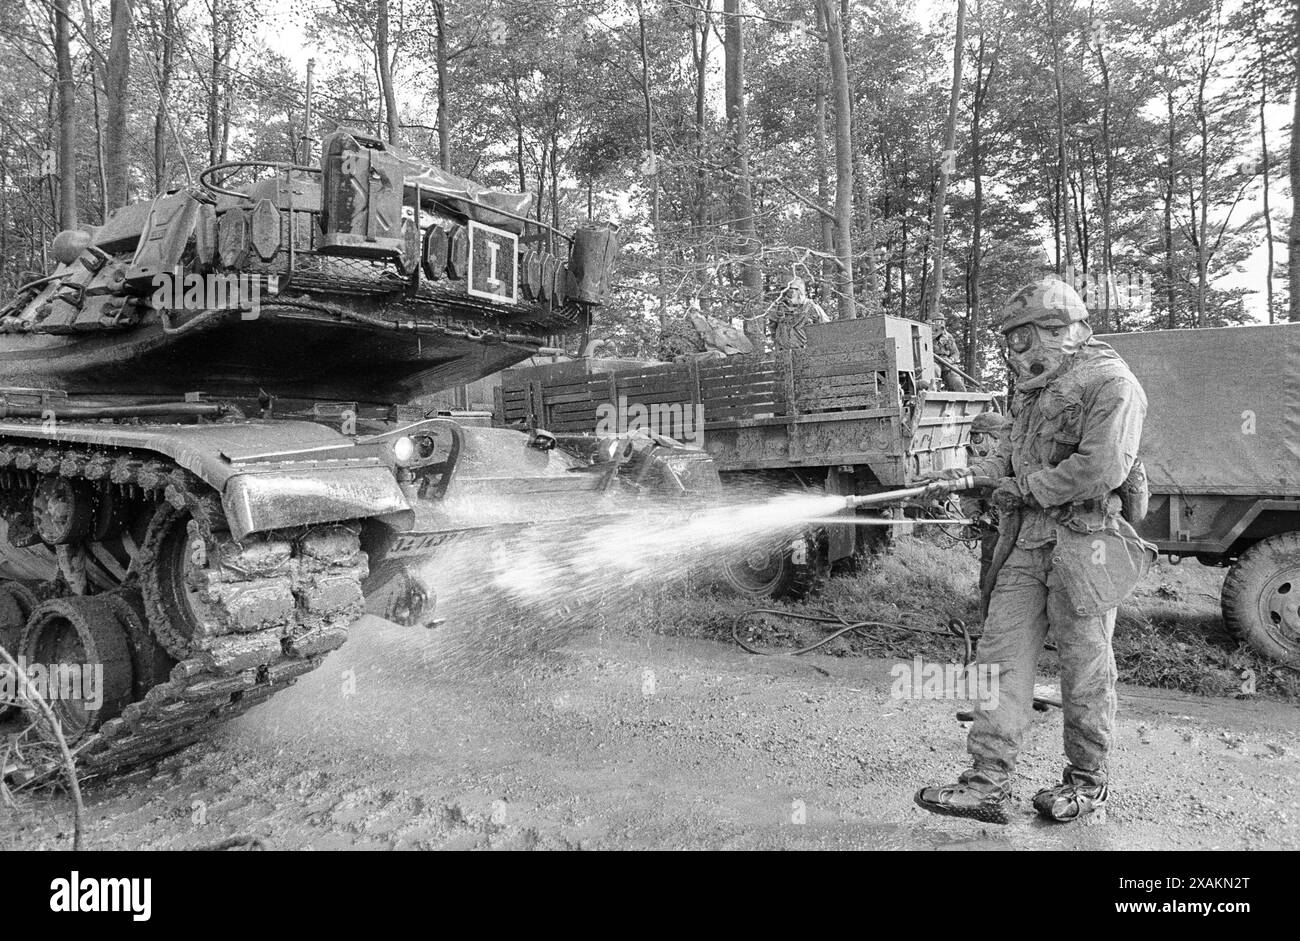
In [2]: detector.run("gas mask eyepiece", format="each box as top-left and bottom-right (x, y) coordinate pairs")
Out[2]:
(1005, 325), (1035, 355)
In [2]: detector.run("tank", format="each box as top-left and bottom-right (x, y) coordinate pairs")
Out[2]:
(0, 130), (711, 783)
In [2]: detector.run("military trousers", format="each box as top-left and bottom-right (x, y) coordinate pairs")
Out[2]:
(963, 543), (1118, 793)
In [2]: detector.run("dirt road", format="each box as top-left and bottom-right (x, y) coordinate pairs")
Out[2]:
(3, 616), (1297, 850)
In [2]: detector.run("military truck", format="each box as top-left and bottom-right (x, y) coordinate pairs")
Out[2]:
(500, 315), (994, 597)
(1104, 322), (1300, 666)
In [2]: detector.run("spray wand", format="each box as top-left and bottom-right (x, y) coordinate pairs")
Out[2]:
(840, 474), (997, 510)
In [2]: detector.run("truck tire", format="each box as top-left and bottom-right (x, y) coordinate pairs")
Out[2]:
(1221, 532), (1300, 667)
(720, 531), (826, 601)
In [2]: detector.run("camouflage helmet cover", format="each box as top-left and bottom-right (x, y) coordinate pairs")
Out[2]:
(998, 277), (1088, 333)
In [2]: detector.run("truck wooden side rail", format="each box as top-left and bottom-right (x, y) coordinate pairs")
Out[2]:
(502, 316), (992, 484)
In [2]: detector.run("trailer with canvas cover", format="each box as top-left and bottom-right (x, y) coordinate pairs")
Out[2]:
(1104, 322), (1300, 665)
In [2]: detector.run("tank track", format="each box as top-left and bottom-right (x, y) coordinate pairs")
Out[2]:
(0, 437), (368, 782)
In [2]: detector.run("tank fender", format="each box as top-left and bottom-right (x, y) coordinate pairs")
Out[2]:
(223, 468), (414, 540)
(0, 419), (415, 539)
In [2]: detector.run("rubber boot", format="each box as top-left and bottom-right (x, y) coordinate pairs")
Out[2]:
(1032, 765), (1109, 822)
(914, 769), (1012, 825)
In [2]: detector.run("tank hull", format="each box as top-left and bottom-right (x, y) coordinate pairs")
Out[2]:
(0, 308), (544, 405)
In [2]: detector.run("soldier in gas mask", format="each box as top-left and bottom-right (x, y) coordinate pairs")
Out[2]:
(769, 278), (829, 352)
(913, 277), (1153, 825)
(930, 317), (967, 391)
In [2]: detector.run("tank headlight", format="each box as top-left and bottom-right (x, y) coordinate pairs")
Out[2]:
(393, 435), (417, 465)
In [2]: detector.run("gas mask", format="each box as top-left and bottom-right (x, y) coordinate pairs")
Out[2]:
(969, 433), (994, 458)
(1002, 320), (1092, 390)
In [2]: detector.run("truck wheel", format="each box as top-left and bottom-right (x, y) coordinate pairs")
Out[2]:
(720, 532), (825, 601)
(1221, 533), (1300, 667)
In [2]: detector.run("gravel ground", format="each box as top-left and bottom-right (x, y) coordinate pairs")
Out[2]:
(3, 615), (1297, 851)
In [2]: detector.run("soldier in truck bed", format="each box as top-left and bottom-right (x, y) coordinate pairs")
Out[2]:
(914, 277), (1154, 825)
(930, 317), (967, 392)
(768, 278), (829, 352)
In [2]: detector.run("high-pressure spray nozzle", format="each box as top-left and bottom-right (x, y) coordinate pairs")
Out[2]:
(841, 474), (996, 510)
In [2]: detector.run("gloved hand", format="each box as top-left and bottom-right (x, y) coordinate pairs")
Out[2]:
(991, 476), (1037, 513)
(919, 467), (969, 501)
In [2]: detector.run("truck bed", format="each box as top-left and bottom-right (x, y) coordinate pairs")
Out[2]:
(500, 317), (992, 486)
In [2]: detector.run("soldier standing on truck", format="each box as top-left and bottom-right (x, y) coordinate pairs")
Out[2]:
(913, 277), (1153, 825)
(768, 278), (829, 352)
(931, 317), (967, 392)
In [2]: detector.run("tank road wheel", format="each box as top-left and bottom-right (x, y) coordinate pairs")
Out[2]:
(720, 532), (825, 602)
(0, 582), (40, 720)
(138, 503), (212, 659)
(105, 590), (177, 701)
(17, 596), (135, 741)
(1221, 533), (1300, 667)
(0, 580), (39, 655)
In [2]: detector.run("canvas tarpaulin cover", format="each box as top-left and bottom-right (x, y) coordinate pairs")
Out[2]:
(1103, 323), (1300, 496)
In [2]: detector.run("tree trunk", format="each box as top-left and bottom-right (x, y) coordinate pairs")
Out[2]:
(207, 0), (225, 165)
(220, 75), (233, 163)
(879, 146), (894, 312)
(815, 73), (835, 305)
(1047, 0), (1070, 273)
(376, 0), (400, 145)
(514, 86), (527, 192)
(435, 1), (451, 170)
(724, 0), (765, 345)
(840, 0), (878, 312)
(819, 0), (855, 321)
(924, 0), (966, 322)
(1164, 88), (1178, 329)
(1195, 66), (1210, 326)
(1290, 0), (1300, 322)
(550, 128), (561, 237)
(692, 0), (712, 306)
(694, 0), (710, 229)
(53, 0), (77, 229)
(900, 152), (909, 315)
(153, 0), (176, 191)
(1259, 53), (1274, 322)
(90, 58), (108, 221)
(968, 9), (997, 377)
(636, 0), (667, 331)
(1094, 20), (1114, 330)
(103, 0), (132, 210)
